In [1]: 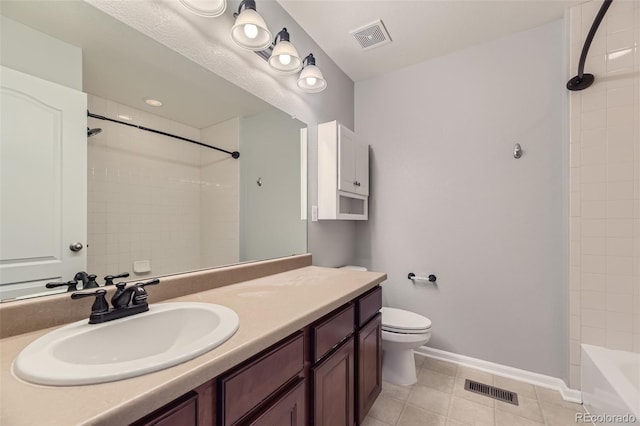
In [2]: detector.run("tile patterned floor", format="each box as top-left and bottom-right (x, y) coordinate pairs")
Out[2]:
(363, 355), (587, 426)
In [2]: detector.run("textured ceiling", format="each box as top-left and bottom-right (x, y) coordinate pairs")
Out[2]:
(3, 0), (583, 118)
(277, 0), (580, 82)
(1, 0), (271, 129)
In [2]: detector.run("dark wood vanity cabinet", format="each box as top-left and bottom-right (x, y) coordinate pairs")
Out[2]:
(356, 313), (382, 424)
(312, 336), (355, 425)
(219, 332), (305, 426)
(355, 287), (383, 424)
(310, 285), (382, 426)
(247, 379), (306, 426)
(131, 286), (382, 426)
(131, 380), (215, 426)
(310, 304), (356, 426)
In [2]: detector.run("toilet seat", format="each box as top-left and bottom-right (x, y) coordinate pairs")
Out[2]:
(381, 307), (431, 335)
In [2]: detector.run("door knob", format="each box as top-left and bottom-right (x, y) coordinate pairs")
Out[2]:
(69, 242), (84, 252)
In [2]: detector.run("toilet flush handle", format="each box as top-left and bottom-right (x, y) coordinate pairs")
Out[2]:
(407, 272), (436, 282)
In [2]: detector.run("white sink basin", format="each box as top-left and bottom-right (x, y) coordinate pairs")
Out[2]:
(13, 302), (239, 386)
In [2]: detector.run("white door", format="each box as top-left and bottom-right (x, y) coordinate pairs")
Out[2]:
(0, 66), (87, 300)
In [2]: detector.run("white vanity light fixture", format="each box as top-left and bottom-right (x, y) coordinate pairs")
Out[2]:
(231, 0), (272, 51)
(297, 53), (326, 93)
(268, 28), (302, 74)
(178, 0), (226, 17)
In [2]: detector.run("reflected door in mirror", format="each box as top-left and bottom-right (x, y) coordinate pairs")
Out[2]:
(0, 66), (87, 300)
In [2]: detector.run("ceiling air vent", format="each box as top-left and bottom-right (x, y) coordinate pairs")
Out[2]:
(350, 19), (391, 51)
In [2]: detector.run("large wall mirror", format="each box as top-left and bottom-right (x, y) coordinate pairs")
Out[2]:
(0, 1), (307, 301)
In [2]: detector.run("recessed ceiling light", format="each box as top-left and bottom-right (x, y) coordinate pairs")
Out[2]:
(117, 114), (133, 121)
(144, 98), (163, 107)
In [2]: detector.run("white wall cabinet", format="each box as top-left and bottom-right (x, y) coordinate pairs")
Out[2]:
(338, 126), (369, 197)
(318, 121), (369, 220)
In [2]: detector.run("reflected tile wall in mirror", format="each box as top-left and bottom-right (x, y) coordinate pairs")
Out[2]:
(87, 95), (240, 280)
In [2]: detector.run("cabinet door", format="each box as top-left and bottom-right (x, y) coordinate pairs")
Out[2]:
(220, 333), (304, 426)
(357, 314), (381, 423)
(248, 380), (305, 426)
(132, 393), (198, 426)
(313, 337), (355, 426)
(337, 125), (356, 195)
(354, 142), (369, 197)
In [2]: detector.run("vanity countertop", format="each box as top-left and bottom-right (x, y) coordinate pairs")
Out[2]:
(0, 265), (386, 426)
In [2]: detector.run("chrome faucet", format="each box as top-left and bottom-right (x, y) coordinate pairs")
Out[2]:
(71, 279), (160, 324)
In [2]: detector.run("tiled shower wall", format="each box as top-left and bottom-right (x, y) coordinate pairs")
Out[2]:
(86, 95), (239, 280)
(200, 118), (240, 268)
(568, 0), (640, 388)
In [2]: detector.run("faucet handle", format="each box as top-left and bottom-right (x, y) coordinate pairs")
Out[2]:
(71, 289), (109, 315)
(131, 279), (160, 305)
(46, 280), (79, 292)
(84, 274), (100, 289)
(135, 278), (160, 289)
(104, 272), (130, 286)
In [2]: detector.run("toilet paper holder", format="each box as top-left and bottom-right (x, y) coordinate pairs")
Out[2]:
(408, 272), (436, 282)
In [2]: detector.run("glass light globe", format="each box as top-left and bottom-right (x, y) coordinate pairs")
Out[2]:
(243, 23), (258, 39)
(279, 54), (292, 65)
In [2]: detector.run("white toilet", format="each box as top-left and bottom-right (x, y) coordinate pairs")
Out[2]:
(380, 307), (432, 385)
(338, 266), (432, 386)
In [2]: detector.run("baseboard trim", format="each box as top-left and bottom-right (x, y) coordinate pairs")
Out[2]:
(415, 346), (582, 404)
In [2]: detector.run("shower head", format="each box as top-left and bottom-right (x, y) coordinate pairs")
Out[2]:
(87, 127), (102, 137)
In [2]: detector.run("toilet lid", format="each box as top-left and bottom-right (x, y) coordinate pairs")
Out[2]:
(381, 307), (431, 332)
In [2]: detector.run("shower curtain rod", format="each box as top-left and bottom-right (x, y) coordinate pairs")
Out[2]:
(87, 111), (240, 159)
(566, 0), (613, 91)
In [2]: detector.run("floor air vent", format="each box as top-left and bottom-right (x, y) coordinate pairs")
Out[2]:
(464, 379), (519, 405)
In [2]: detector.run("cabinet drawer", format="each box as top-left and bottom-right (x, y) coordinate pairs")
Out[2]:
(357, 286), (382, 327)
(313, 304), (354, 363)
(220, 332), (304, 426)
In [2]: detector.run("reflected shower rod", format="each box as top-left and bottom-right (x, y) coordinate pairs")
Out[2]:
(87, 111), (240, 159)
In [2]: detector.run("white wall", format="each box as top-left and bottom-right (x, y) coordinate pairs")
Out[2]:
(355, 21), (568, 380)
(86, 0), (357, 267)
(0, 16), (82, 90)
(567, 0), (640, 388)
(239, 109), (306, 262)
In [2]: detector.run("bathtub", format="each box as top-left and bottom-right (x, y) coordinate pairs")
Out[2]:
(581, 344), (640, 425)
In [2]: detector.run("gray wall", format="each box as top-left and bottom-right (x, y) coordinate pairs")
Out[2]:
(355, 21), (568, 380)
(88, 0), (357, 267)
(240, 108), (306, 262)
